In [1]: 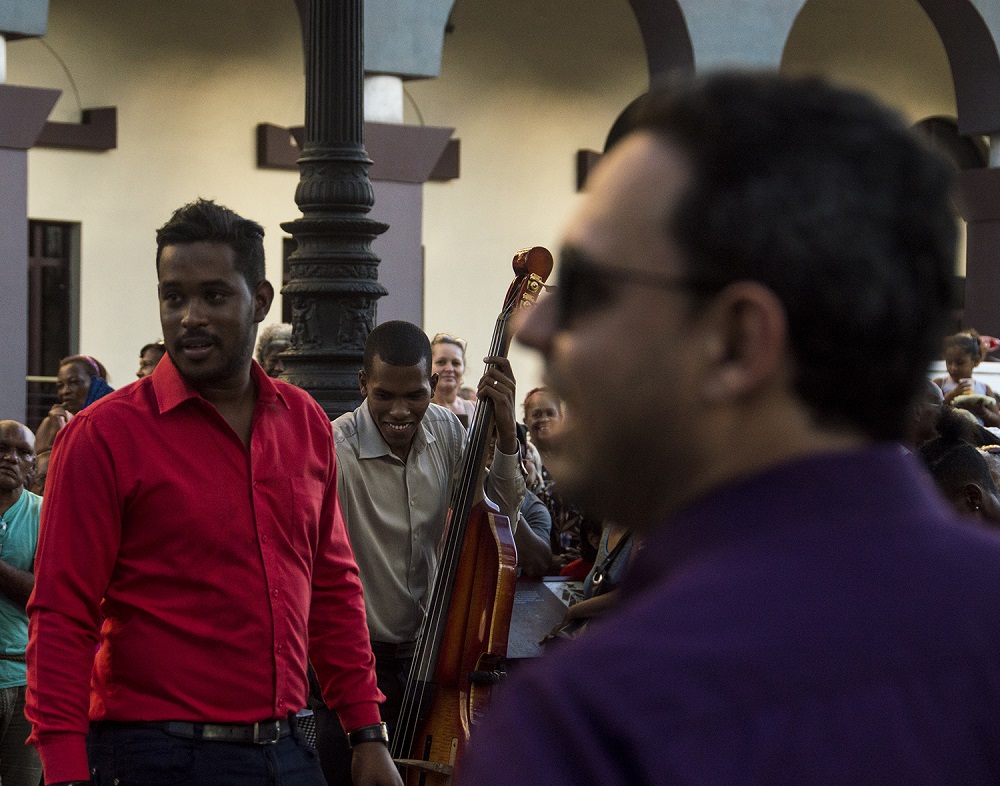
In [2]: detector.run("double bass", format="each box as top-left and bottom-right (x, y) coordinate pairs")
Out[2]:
(392, 247), (553, 784)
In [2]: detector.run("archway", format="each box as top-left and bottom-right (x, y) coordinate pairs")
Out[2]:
(917, 0), (1000, 137)
(625, 0), (694, 82)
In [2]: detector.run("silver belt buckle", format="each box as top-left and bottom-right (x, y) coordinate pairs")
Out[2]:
(252, 720), (281, 744)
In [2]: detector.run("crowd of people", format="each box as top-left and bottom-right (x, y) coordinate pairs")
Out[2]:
(7, 195), (622, 786)
(915, 329), (1000, 527)
(4, 71), (1000, 785)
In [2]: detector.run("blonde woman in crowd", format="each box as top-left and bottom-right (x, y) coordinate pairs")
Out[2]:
(430, 332), (476, 425)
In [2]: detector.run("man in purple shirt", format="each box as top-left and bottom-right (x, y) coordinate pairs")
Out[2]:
(458, 73), (1000, 784)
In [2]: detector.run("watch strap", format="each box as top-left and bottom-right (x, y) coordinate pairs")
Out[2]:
(348, 721), (389, 748)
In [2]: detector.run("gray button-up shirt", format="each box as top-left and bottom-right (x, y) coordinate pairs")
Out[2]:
(333, 401), (525, 643)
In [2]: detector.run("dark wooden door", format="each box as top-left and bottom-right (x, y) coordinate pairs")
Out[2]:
(26, 220), (77, 431)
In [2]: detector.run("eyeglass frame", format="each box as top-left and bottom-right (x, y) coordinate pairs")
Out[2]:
(551, 247), (729, 329)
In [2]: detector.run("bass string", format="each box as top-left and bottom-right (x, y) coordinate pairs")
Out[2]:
(407, 292), (513, 678)
(392, 279), (521, 757)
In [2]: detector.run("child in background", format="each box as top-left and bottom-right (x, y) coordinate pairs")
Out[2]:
(935, 330), (1000, 427)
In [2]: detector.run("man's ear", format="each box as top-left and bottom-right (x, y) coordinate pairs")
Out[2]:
(430, 373), (439, 396)
(699, 281), (788, 403)
(359, 370), (368, 398)
(963, 483), (985, 515)
(253, 280), (275, 323)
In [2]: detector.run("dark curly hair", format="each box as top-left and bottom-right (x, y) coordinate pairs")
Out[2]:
(155, 198), (265, 289)
(628, 73), (957, 441)
(363, 321), (432, 377)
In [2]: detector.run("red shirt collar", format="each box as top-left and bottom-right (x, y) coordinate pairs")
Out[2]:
(151, 353), (288, 414)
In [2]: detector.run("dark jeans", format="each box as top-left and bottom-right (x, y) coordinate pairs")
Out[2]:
(313, 651), (410, 786)
(0, 685), (42, 786)
(85, 719), (325, 786)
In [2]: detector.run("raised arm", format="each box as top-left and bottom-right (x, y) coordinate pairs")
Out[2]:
(479, 356), (527, 524)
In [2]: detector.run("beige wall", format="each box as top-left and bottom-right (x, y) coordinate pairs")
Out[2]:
(783, 0), (954, 118)
(7, 0), (962, 394)
(782, 0), (966, 274)
(405, 0), (647, 397)
(9, 0), (307, 386)
(8, 0), (647, 395)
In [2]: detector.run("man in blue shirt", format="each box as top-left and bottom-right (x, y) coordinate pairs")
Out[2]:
(458, 73), (1000, 784)
(0, 421), (41, 786)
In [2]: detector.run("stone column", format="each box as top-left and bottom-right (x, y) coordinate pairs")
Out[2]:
(958, 159), (1000, 336)
(354, 0), (456, 329)
(365, 75), (403, 123)
(1, 2), (61, 421)
(281, 0), (388, 419)
(0, 83), (59, 421)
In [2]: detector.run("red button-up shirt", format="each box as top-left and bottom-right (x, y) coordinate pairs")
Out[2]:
(26, 356), (382, 782)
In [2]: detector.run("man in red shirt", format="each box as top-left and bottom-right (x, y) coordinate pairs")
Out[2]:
(26, 199), (402, 786)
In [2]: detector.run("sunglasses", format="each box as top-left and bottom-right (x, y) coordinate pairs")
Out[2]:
(553, 248), (725, 328)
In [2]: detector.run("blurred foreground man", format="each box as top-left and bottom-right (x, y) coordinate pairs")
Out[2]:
(26, 200), (401, 786)
(458, 73), (1000, 784)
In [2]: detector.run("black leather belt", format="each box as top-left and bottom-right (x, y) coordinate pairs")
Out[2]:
(161, 719), (292, 745)
(370, 640), (416, 660)
(117, 718), (293, 745)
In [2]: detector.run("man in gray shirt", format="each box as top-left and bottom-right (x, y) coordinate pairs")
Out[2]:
(314, 320), (525, 783)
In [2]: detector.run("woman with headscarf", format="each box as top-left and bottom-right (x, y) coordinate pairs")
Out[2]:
(35, 355), (114, 453)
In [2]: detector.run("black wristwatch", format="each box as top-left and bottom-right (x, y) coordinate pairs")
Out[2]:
(348, 721), (389, 748)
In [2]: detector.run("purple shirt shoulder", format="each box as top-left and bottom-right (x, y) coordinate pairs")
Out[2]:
(458, 444), (1000, 785)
